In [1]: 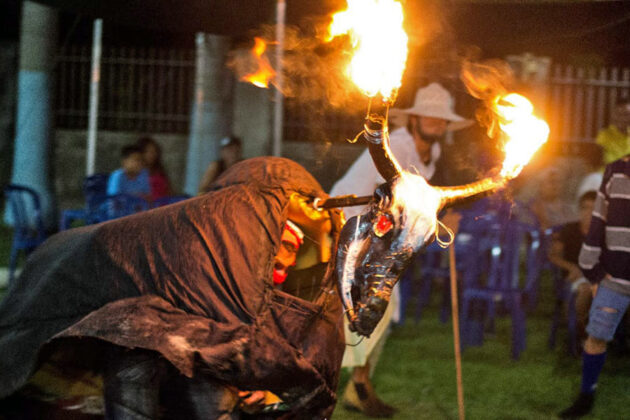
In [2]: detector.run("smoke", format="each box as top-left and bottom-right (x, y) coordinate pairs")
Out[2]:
(228, 24), (366, 112)
(460, 58), (515, 140)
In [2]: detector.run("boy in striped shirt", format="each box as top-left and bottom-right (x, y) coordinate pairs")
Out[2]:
(560, 155), (630, 418)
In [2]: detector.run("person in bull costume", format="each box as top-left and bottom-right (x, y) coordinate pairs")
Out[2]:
(0, 157), (346, 419)
(0, 114), (501, 418)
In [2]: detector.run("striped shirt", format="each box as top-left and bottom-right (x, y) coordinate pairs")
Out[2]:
(579, 155), (630, 293)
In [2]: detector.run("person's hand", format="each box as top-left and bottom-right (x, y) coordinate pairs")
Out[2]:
(238, 390), (267, 413)
(568, 265), (583, 281)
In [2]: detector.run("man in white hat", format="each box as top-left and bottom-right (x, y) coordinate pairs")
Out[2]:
(332, 82), (472, 210)
(330, 82), (471, 417)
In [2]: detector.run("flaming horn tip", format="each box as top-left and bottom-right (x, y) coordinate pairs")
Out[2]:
(436, 175), (507, 210)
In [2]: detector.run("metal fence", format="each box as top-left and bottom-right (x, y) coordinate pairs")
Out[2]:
(56, 45), (195, 133)
(55, 45), (630, 142)
(545, 65), (630, 143)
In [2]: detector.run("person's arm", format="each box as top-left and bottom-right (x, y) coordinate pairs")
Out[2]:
(548, 232), (582, 281)
(107, 170), (122, 195)
(329, 149), (380, 220)
(578, 166), (611, 283)
(198, 161), (220, 194)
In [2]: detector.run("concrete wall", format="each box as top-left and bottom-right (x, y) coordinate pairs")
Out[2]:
(53, 126), (364, 209)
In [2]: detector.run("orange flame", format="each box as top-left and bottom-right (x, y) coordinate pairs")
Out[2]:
(241, 37), (276, 88)
(494, 93), (550, 178)
(327, 0), (408, 102)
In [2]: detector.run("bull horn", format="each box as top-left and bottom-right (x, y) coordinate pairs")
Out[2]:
(363, 112), (402, 182)
(436, 175), (506, 210)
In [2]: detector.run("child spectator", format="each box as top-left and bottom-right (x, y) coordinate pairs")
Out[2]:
(548, 191), (597, 348)
(106, 144), (151, 200)
(137, 136), (172, 201)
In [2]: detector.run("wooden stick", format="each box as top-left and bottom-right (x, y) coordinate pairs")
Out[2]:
(449, 244), (465, 420)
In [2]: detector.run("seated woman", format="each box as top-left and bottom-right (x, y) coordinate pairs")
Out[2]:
(137, 136), (173, 202)
(198, 136), (242, 194)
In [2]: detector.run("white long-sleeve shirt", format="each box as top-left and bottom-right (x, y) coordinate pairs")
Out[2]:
(329, 126), (440, 219)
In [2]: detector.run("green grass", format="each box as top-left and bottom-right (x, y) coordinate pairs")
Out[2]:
(0, 224), (12, 267)
(333, 274), (630, 419)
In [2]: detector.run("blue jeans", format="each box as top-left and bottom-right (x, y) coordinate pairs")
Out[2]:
(586, 284), (630, 342)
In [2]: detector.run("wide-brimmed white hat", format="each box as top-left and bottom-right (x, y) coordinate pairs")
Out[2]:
(389, 83), (473, 131)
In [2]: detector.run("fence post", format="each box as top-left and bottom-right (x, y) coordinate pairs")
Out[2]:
(7, 1), (58, 229)
(184, 34), (233, 196)
(574, 68), (585, 141)
(584, 68), (596, 139)
(595, 68), (607, 136)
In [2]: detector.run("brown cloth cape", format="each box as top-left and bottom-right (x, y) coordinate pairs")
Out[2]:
(0, 157), (346, 417)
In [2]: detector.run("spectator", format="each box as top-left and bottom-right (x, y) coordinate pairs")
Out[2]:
(548, 191), (597, 349)
(529, 167), (576, 230)
(596, 99), (630, 165)
(576, 144), (604, 201)
(106, 144), (151, 200)
(331, 82), (471, 417)
(559, 155), (630, 418)
(137, 136), (172, 201)
(198, 136), (243, 194)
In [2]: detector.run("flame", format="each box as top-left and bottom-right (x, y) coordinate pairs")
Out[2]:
(494, 93), (550, 178)
(241, 37), (276, 88)
(327, 0), (408, 102)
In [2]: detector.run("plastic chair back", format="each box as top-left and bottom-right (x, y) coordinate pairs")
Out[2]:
(83, 173), (109, 210)
(152, 195), (191, 208)
(4, 185), (46, 239)
(4, 184), (48, 284)
(91, 194), (150, 223)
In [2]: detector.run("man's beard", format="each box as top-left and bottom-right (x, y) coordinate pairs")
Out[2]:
(412, 125), (445, 145)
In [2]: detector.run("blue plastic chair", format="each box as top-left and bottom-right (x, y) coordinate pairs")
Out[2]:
(90, 194), (150, 223)
(152, 195), (191, 208)
(59, 173), (110, 230)
(460, 218), (540, 359)
(4, 185), (48, 284)
(402, 198), (501, 324)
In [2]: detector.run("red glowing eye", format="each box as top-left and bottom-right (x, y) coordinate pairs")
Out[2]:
(374, 214), (393, 237)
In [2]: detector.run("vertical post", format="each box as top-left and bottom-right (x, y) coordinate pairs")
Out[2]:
(574, 68), (585, 141)
(184, 34), (232, 195)
(86, 18), (102, 176)
(562, 66), (574, 142)
(449, 245), (465, 420)
(272, 0), (285, 157)
(7, 1), (58, 229)
(584, 68), (596, 140)
(595, 68), (607, 134)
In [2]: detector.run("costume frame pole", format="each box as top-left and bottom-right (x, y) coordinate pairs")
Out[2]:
(86, 18), (102, 176)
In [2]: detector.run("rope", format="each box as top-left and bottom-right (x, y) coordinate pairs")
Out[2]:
(436, 219), (455, 248)
(449, 244), (465, 420)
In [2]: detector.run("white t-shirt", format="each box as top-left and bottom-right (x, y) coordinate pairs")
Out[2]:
(329, 126), (440, 219)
